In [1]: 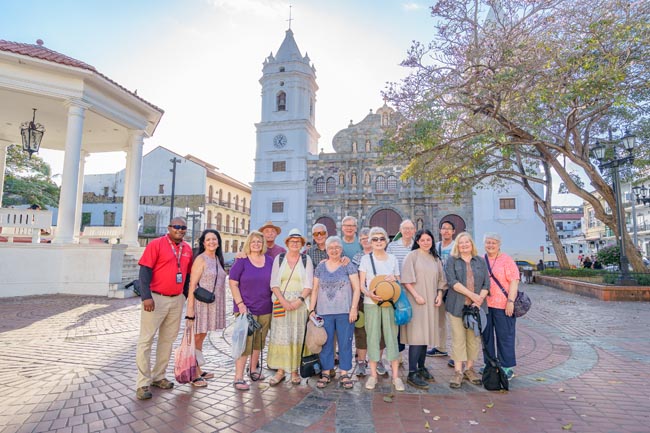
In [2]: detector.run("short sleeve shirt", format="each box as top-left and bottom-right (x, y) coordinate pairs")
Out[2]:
(342, 237), (362, 259)
(314, 262), (357, 315)
(485, 253), (520, 310)
(138, 235), (193, 296)
(228, 256), (274, 315)
(266, 244), (287, 259)
(358, 253), (400, 305)
(307, 244), (329, 267)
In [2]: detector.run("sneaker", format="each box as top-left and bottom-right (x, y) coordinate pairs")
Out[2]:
(356, 361), (368, 377)
(417, 367), (435, 382)
(447, 359), (455, 368)
(449, 371), (463, 389)
(478, 367), (484, 374)
(151, 378), (174, 389)
(426, 347), (448, 357)
(463, 369), (482, 385)
(503, 367), (515, 381)
(365, 376), (377, 390)
(136, 386), (152, 400)
(407, 372), (429, 389)
(376, 361), (388, 376)
(393, 377), (406, 392)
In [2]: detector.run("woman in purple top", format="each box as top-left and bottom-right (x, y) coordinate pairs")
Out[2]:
(309, 236), (360, 389)
(229, 231), (273, 391)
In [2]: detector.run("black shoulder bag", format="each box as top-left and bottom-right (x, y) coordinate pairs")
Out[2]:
(484, 254), (531, 318)
(194, 257), (218, 304)
(299, 316), (322, 378)
(477, 311), (509, 391)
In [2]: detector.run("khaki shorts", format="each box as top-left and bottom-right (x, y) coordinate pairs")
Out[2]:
(236, 313), (271, 357)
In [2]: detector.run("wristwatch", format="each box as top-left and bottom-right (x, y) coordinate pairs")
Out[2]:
(298, 296), (305, 302)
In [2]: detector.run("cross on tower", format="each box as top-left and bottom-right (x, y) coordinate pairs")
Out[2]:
(287, 5), (293, 29)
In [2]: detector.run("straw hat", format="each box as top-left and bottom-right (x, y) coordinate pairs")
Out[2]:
(369, 276), (401, 308)
(259, 221), (281, 235)
(305, 321), (327, 354)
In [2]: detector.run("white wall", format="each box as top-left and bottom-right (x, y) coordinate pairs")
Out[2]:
(141, 147), (206, 196)
(473, 181), (546, 262)
(83, 172), (125, 196)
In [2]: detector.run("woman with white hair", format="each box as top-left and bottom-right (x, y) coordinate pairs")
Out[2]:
(483, 232), (520, 381)
(358, 227), (404, 391)
(444, 232), (490, 389)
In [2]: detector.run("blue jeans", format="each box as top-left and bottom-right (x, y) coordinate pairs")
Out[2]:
(321, 313), (354, 371)
(482, 307), (517, 368)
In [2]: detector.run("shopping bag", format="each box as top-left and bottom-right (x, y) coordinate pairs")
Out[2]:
(231, 313), (248, 359)
(393, 286), (412, 326)
(174, 322), (197, 384)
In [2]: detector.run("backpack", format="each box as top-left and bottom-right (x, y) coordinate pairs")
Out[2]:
(278, 252), (308, 268)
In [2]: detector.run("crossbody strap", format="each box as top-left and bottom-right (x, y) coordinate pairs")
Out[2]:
(484, 254), (508, 298)
(369, 252), (378, 276)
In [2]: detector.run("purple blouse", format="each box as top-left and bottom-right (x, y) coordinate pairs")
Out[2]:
(229, 255), (274, 315)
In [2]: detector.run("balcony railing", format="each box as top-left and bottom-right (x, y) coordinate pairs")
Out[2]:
(204, 197), (250, 214)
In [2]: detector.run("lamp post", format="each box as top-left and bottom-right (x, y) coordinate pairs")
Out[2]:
(169, 157), (182, 221)
(591, 129), (636, 285)
(185, 205), (204, 249)
(20, 108), (45, 158)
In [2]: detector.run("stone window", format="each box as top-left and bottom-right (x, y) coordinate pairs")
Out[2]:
(500, 198), (516, 209)
(226, 215), (231, 232)
(272, 201), (284, 213)
(277, 91), (286, 111)
(279, 66), (285, 72)
(216, 213), (222, 231)
(387, 175), (398, 192)
(225, 240), (230, 253)
(273, 161), (287, 172)
(315, 177), (325, 193)
(158, 184), (164, 194)
(375, 176), (386, 193)
(326, 177), (336, 194)
(103, 186), (109, 197)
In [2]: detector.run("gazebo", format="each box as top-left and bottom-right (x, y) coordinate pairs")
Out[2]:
(0, 40), (164, 297)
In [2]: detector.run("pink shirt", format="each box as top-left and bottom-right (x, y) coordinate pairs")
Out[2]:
(485, 253), (520, 310)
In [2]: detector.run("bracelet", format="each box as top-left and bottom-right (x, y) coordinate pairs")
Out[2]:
(237, 301), (245, 306)
(507, 299), (514, 304)
(185, 316), (195, 320)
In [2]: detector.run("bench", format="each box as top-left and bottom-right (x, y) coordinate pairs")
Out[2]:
(80, 226), (122, 244)
(0, 209), (53, 243)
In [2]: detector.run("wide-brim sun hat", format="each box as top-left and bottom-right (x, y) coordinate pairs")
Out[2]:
(369, 276), (401, 308)
(259, 221), (281, 235)
(284, 228), (307, 246)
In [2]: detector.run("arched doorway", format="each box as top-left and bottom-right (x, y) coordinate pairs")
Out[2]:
(316, 216), (337, 237)
(369, 209), (402, 238)
(439, 214), (466, 238)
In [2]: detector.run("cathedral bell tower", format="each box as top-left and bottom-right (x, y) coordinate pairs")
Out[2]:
(250, 29), (320, 238)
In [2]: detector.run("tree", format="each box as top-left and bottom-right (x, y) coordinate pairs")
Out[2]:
(3, 145), (60, 208)
(385, 0), (650, 271)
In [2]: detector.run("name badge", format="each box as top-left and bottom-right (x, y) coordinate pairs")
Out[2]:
(176, 273), (183, 284)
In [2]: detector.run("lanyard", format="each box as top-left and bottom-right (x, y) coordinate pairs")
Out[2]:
(167, 235), (183, 274)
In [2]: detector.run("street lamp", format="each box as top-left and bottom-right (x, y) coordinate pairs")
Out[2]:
(185, 205), (204, 249)
(20, 108), (45, 158)
(632, 184), (650, 206)
(591, 129), (636, 285)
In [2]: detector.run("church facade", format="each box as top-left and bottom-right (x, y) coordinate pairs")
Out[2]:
(251, 29), (544, 260)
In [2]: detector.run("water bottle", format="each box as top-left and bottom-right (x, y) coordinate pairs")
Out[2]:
(314, 362), (321, 375)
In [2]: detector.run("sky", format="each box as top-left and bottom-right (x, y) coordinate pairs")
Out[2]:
(1, 0), (580, 205)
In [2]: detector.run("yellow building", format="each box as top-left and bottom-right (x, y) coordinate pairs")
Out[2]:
(186, 155), (251, 254)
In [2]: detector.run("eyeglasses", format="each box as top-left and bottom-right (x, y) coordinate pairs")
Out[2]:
(327, 246), (342, 251)
(287, 239), (302, 244)
(169, 225), (188, 230)
(342, 224), (356, 228)
(371, 237), (386, 242)
(312, 231), (327, 237)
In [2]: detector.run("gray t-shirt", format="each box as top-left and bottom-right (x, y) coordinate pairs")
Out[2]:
(437, 240), (454, 265)
(314, 262), (358, 315)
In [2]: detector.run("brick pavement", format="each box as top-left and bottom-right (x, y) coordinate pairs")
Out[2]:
(0, 283), (649, 433)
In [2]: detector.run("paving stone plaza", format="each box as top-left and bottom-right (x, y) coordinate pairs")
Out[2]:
(1, 283), (649, 433)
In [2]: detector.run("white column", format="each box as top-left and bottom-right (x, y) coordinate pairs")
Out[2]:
(72, 150), (89, 241)
(53, 101), (88, 244)
(0, 142), (10, 207)
(122, 130), (145, 246)
(120, 145), (132, 229)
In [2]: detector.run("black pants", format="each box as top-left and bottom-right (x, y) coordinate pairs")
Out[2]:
(408, 345), (427, 372)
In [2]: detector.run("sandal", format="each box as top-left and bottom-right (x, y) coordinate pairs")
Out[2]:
(191, 377), (208, 387)
(339, 374), (354, 389)
(233, 380), (250, 391)
(269, 374), (286, 387)
(249, 370), (265, 382)
(201, 372), (214, 380)
(316, 375), (332, 389)
(291, 375), (302, 385)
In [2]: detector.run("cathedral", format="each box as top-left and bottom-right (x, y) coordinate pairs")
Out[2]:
(250, 29), (544, 260)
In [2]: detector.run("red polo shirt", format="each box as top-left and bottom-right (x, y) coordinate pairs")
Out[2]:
(139, 234), (193, 296)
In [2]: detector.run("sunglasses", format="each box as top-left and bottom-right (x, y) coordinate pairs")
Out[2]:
(371, 237), (386, 242)
(312, 231), (327, 237)
(169, 224), (188, 230)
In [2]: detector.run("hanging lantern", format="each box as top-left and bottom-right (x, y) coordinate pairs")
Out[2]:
(20, 108), (45, 158)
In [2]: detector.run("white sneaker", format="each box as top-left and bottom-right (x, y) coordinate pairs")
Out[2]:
(365, 376), (377, 390)
(393, 377), (405, 392)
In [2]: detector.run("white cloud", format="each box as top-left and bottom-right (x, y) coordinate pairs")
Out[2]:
(402, 2), (423, 11)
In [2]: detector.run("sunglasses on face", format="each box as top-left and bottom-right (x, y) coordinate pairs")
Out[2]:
(312, 231), (327, 237)
(371, 237), (386, 242)
(169, 225), (188, 230)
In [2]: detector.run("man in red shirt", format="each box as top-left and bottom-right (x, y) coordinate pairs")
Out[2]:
(135, 217), (193, 400)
